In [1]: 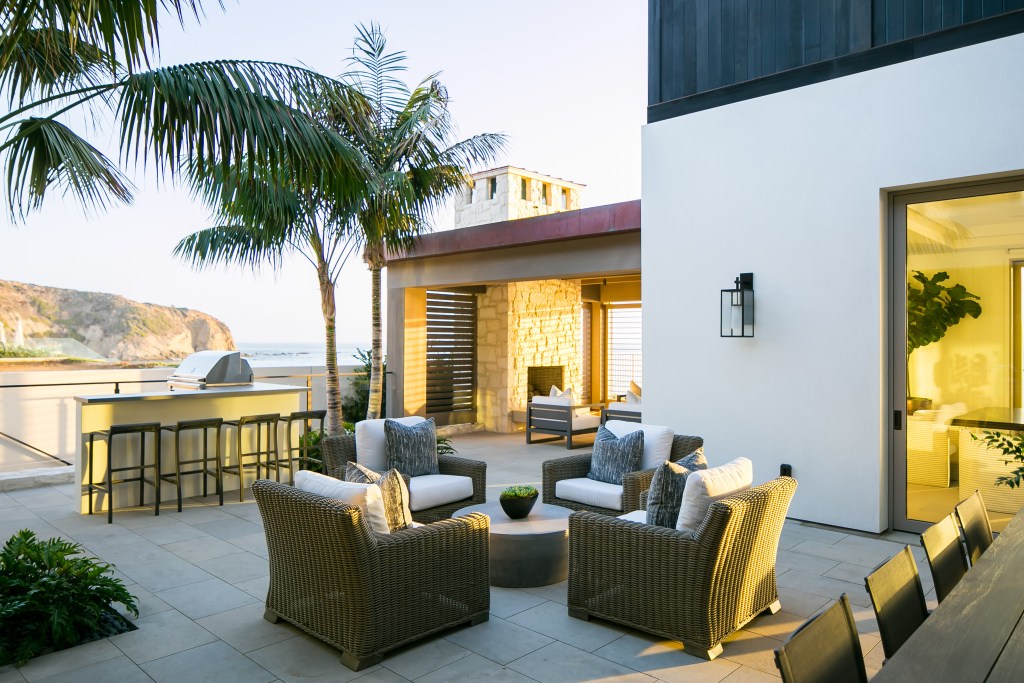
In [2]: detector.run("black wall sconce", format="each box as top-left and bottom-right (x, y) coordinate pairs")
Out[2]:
(721, 273), (754, 338)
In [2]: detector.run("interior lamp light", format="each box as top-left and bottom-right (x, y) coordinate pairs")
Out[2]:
(721, 273), (754, 338)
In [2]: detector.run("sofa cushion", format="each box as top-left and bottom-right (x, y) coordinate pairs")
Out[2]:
(615, 402), (643, 413)
(587, 426), (644, 485)
(626, 390), (641, 404)
(618, 510), (647, 524)
(355, 416), (426, 472)
(604, 420), (674, 470)
(532, 395), (571, 407)
(678, 447), (708, 470)
(550, 384), (574, 399)
(344, 461), (381, 484)
(676, 457), (754, 536)
(294, 470), (390, 534)
(385, 418), (439, 477)
(645, 460), (695, 528)
(377, 468), (414, 531)
(555, 477), (623, 511)
(408, 474), (474, 512)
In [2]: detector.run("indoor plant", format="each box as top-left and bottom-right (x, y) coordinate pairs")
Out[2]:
(499, 485), (539, 519)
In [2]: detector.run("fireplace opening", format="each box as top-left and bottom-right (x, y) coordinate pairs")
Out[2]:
(527, 366), (565, 398)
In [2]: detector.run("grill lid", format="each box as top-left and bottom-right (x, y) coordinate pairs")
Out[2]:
(168, 350), (253, 389)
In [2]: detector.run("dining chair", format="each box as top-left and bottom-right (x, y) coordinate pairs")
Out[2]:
(920, 514), (969, 603)
(955, 490), (994, 565)
(774, 594), (868, 683)
(863, 546), (929, 660)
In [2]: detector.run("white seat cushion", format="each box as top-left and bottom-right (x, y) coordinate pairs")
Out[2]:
(675, 457), (754, 536)
(572, 414), (601, 431)
(617, 510), (647, 524)
(354, 416), (426, 472)
(604, 420), (674, 470)
(611, 402), (642, 414)
(532, 395), (571, 406)
(555, 477), (623, 511)
(408, 474), (474, 512)
(294, 470), (390, 534)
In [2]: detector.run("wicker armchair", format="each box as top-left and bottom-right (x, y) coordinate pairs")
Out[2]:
(319, 433), (486, 523)
(253, 479), (490, 671)
(542, 434), (703, 514)
(567, 476), (797, 660)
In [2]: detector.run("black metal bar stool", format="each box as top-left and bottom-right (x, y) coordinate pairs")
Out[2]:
(85, 422), (162, 524)
(160, 418), (224, 511)
(222, 413), (280, 501)
(272, 410), (327, 481)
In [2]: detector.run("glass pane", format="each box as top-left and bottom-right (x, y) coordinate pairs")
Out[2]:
(905, 191), (1024, 532)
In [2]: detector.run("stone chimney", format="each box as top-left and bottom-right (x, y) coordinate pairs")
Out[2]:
(453, 166), (585, 229)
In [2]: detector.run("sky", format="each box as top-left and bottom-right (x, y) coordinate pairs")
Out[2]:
(0, 1), (647, 345)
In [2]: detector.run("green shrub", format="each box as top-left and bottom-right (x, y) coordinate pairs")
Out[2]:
(341, 349), (385, 423)
(298, 429), (323, 473)
(500, 485), (538, 500)
(0, 530), (138, 666)
(0, 346), (50, 359)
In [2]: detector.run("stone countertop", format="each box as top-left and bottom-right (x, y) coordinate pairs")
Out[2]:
(74, 382), (305, 404)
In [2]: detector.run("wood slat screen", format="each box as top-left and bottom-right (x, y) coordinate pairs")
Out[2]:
(581, 304), (592, 403)
(425, 291), (477, 426)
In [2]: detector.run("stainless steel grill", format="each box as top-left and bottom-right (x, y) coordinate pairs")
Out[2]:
(167, 350), (254, 391)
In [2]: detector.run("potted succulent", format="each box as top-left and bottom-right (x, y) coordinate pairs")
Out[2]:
(499, 485), (539, 519)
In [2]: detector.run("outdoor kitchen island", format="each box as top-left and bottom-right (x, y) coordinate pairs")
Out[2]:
(74, 354), (306, 514)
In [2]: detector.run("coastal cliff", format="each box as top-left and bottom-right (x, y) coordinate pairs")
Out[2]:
(0, 279), (234, 361)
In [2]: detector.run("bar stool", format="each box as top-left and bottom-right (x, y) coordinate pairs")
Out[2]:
(86, 422), (162, 524)
(272, 410), (327, 481)
(161, 418), (224, 511)
(223, 413), (280, 501)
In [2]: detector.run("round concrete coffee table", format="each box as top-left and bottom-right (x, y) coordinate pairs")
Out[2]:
(454, 501), (571, 588)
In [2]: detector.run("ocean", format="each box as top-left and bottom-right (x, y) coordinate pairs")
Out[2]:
(236, 341), (369, 367)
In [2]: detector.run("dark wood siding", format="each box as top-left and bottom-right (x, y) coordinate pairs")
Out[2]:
(650, 0), (1024, 120)
(425, 291), (477, 426)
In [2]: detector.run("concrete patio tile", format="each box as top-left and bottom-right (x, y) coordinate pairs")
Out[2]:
(141, 640), (275, 683)
(380, 638), (472, 680)
(777, 569), (872, 608)
(155, 577), (257, 619)
(353, 669), (411, 683)
(196, 602), (301, 653)
(108, 609), (217, 664)
(228, 531), (269, 557)
(17, 639), (121, 682)
(864, 639), (886, 671)
(488, 586), (548, 618)
(64, 522), (143, 550)
(774, 549), (839, 576)
(236, 574), (270, 600)
(194, 550), (269, 583)
(0, 517), (62, 540)
(415, 652), (536, 683)
(133, 520), (211, 545)
(0, 669), (27, 682)
(163, 535), (242, 563)
(166, 505), (239, 526)
(109, 510), (180, 530)
(508, 641), (655, 683)
(93, 538), (171, 564)
(721, 666), (780, 682)
(0, 492), (20, 509)
(115, 554), (215, 592)
(248, 635), (382, 683)
(822, 562), (871, 584)
(520, 579), (568, 605)
(719, 630), (785, 677)
(788, 539), (895, 570)
(507, 601), (627, 652)
(594, 632), (741, 683)
(443, 615), (553, 664)
(743, 611), (809, 640)
(34, 655), (153, 683)
(118, 583), (173, 618)
(3, 488), (73, 509)
(191, 516), (263, 541)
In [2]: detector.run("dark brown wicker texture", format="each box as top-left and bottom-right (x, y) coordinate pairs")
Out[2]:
(319, 433), (486, 523)
(542, 434), (704, 514)
(567, 476), (797, 660)
(253, 479), (490, 671)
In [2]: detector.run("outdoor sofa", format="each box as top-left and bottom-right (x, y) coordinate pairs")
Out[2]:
(526, 399), (604, 449)
(600, 402), (642, 424)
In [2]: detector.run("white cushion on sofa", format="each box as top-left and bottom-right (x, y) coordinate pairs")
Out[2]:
(572, 414), (601, 430)
(675, 457), (753, 536)
(555, 477), (623, 511)
(604, 420), (674, 470)
(533, 395), (571, 406)
(612, 402), (642, 414)
(354, 416), (426, 472)
(294, 470), (390, 534)
(408, 474), (474, 512)
(617, 510), (647, 524)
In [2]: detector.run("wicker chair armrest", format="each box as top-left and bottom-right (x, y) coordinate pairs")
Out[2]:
(321, 434), (357, 479)
(376, 512), (491, 585)
(622, 468), (657, 512)
(542, 453), (593, 503)
(669, 434), (704, 460)
(639, 490), (649, 510)
(569, 511), (701, 576)
(438, 454), (487, 500)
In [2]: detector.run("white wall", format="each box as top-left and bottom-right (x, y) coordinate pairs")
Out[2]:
(642, 34), (1024, 532)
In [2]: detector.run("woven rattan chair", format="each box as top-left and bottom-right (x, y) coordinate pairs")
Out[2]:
(920, 513), (969, 603)
(568, 476), (797, 659)
(955, 489), (994, 565)
(319, 433), (486, 523)
(774, 594), (868, 683)
(863, 546), (928, 660)
(253, 479), (490, 671)
(542, 434), (703, 514)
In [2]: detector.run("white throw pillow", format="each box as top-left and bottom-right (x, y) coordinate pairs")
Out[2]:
(533, 395), (571, 406)
(550, 384), (574, 398)
(675, 457), (754, 536)
(293, 470), (390, 534)
(355, 416), (426, 472)
(603, 420), (674, 470)
(626, 390), (641, 404)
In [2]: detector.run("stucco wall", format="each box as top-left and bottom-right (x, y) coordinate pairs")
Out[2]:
(641, 33), (1024, 532)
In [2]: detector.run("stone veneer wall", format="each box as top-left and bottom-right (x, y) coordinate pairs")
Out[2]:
(453, 171), (582, 229)
(476, 279), (582, 432)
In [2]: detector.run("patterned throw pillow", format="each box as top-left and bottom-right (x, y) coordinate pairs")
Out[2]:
(376, 468), (414, 531)
(678, 447), (708, 471)
(385, 418), (439, 477)
(345, 461), (381, 484)
(646, 460), (694, 528)
(587, 426), (644, 485)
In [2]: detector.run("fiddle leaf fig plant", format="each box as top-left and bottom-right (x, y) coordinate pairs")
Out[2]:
(906, 270), (982, 397)
(972, 431), (1024, 489)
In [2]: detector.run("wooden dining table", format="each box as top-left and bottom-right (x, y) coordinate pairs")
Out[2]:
(873, 508), (1024, 682)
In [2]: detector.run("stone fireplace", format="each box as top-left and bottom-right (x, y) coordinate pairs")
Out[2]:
(527, 366), (565, 399)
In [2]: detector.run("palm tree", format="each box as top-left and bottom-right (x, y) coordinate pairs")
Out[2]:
(332, 25), (506, 419)
(0, 0), (365, 221)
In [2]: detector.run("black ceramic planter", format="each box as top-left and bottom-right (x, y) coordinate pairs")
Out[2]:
(500, 494), (538, 519)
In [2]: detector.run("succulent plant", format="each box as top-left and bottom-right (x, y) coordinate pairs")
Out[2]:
(500, 485), (538, 500)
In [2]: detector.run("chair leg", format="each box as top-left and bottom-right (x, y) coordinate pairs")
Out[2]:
(467, 613), (489, 627)
(340, 651), (381, 672)
(263, 608), (283, 624)
(568, 607), (591, 621)
(762, 600), (782, 616)
(684, 642), (724, 661)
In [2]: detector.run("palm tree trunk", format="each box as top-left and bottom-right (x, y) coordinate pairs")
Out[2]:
(367, 260), (384, 419)
(318, 262), (343, 435)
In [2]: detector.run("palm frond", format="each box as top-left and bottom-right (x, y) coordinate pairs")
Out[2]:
(343, 23), (410, 113)
(3, 115), (132, 218)
(173, 223), (289, 271)
(0, 27), (112, 107)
